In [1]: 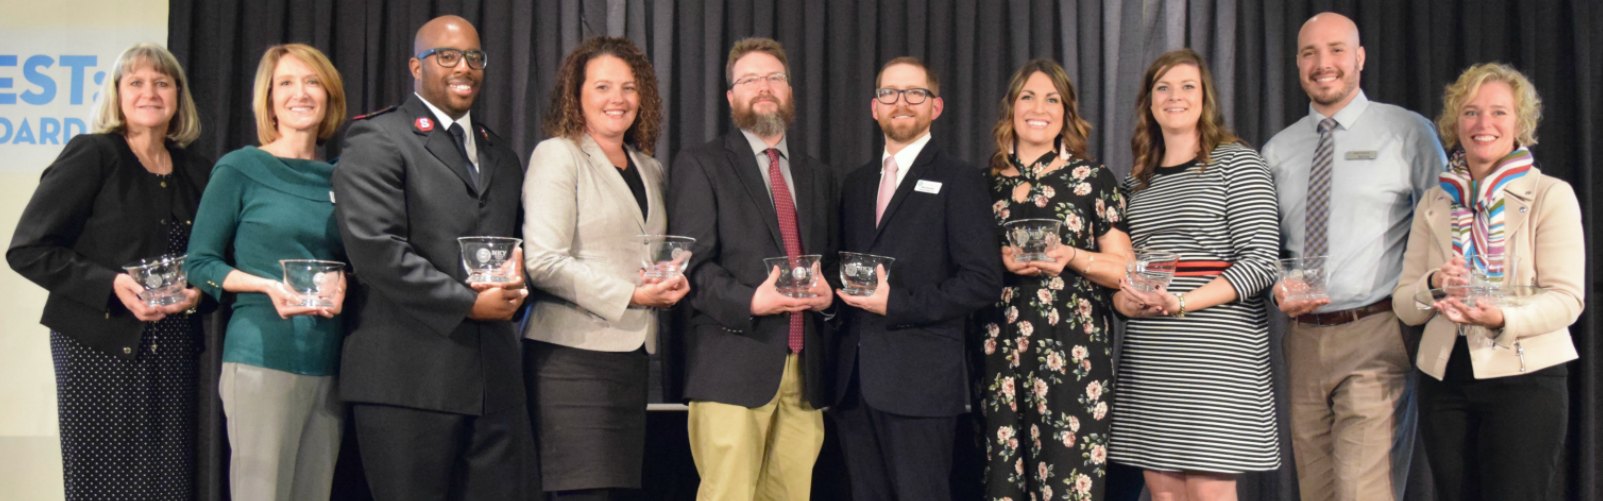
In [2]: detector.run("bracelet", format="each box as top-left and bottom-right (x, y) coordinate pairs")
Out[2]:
(1171, 292), (1187, 317)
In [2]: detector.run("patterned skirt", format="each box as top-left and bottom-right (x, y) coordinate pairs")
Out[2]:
(51, 318), (199, 501)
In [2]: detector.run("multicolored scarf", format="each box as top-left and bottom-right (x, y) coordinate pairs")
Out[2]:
(1438, 146), (1532, 279)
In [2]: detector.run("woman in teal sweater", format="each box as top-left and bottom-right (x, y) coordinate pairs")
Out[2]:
(185, 44), (349, 501)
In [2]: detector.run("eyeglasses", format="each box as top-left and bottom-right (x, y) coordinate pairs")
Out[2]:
(416, 48), (489, 70)
(875, 87), (934, 105)
(731, 73), (789, 89)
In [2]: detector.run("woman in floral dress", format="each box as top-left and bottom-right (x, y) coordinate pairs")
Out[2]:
(980, 59), (1133, 501)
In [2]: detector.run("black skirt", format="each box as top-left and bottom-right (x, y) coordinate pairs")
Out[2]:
(51, 320), (199, 501)
(523, 339), (649, 491)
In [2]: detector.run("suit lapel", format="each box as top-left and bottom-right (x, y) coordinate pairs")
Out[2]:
(724, 132), (785, 251)
(405, 96), (480, 195)
(580, 136), (647, 231)
(471, 123), (501, 195)
(872, 145), (937, 246)
(635, 148), (664, 233)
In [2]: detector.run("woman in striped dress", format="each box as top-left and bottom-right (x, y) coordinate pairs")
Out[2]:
(1106, 48), (1282, 500)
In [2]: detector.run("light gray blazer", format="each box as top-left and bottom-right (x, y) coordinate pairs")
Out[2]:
(521, 135), (666, 353)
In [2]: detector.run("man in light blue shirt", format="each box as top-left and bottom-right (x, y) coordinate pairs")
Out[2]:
(1261, 12), (1446, 501)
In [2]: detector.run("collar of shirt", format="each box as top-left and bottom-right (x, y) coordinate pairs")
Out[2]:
(880, 131), (931, 189)
(740, 129), (788, 160)
(1309, 89), (1371, 132)
(415, 92), (478, 167)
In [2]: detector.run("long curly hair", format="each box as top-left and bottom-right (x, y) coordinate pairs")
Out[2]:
(1129, 48), (1241, 190)
(989, 59), (1094, 173)
(543, 37), (663, 155)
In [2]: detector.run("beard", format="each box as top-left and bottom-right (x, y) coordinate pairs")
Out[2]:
(1304, 69), (1359, 108)
(732, 95), (794, 137)
(879, 108), (930, 144)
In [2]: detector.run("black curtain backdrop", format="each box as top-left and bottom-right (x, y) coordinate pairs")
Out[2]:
(169, 1), (1598, 500)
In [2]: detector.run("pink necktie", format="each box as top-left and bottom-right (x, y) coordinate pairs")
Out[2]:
(765, 149), (805, 353)
(875, 156), (898, 226)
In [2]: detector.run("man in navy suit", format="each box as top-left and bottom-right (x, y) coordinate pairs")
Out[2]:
(332, 15), (536, 500)
(833, 57), (1002, 501)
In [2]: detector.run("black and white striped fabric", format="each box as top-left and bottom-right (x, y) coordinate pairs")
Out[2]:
(1108, 143), (1283, 473)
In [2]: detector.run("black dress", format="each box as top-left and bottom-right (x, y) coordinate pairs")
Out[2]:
(980, 152), (1125, 500)
(52, 220), (200, 500)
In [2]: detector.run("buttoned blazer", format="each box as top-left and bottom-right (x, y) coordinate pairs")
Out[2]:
(332, 94), (526, 415)
(8, 133), (211, 358)
(1393, 168), (1585, 380)
(521, 135), (666, 352)
(667, 130), (837, 408)
(834, 144), (1002, 417)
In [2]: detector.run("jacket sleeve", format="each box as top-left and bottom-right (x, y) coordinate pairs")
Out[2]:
(668, 150), (758, 331)
(884, 164), (1003, 326)
(1498, 180), (1586, 340)
(332, 119), (478, 337)
(521, 139), (635, 322)
(6, 135), (121, 312)
(1392, 195), (1438, 327)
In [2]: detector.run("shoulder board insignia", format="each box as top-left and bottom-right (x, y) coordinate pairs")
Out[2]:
(352, 105), (398, 121)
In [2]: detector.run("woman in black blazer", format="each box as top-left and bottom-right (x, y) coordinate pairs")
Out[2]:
(7, 43), (211, 500)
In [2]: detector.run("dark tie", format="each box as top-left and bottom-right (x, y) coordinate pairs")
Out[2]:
(1304, 117), (1337, 258)
(766, 148), (805, 353)
(448, 123), (480, 189)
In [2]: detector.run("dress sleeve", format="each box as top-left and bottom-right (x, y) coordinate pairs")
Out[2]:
(1216, 148), (1282, 300)
(185, 159), (247, 301)
(1090, 162), (1127, 236)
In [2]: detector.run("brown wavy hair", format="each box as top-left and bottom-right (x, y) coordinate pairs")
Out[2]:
(1129, 48), (1241, 190)
(544, 37), (663, 154)
(989, 59), (1094, 173)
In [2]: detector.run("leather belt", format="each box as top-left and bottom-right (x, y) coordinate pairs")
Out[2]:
(1294, 298), (1393, 326)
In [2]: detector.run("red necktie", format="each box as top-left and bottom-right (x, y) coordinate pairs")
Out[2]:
(766, 148), (805, 353)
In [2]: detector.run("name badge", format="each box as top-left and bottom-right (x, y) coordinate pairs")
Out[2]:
(914, 179), (943, 194)
(329, 191), (337, 204)
(1345, 150), (1378, 160)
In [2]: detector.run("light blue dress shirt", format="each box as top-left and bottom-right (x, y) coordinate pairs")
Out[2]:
(1262, 91), (1447, 311)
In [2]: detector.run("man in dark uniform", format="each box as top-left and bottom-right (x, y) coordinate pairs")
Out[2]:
(331, 14), (536, 500)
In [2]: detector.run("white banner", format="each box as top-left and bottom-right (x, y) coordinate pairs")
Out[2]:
(0, 0), (169, 170)
(1, 5), (167, 498)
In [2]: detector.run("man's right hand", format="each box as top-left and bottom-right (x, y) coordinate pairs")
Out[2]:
(750, 266), (810, 316)
(1272, 279), (1330, 317)
(469, 285), (528, 321)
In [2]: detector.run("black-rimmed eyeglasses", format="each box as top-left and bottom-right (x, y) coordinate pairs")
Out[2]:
(416, 48), (489, 70)
(875, 87), (934, 105)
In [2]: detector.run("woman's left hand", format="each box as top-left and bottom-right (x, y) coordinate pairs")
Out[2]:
(1114, 278), (1175, 318)
(156, 287), (204, 316)
(1030, 246), (1078, 277)
(1434, 296), (1506, 329)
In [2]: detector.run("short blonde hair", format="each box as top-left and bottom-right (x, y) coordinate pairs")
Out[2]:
(252, 44), (347, 145)
(1436, 62), (1542, 151)
(92, 43), (201, 146)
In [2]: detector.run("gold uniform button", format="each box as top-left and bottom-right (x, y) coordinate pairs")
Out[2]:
(122, 346), (132, 355)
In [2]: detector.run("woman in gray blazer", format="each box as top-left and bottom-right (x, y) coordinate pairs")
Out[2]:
(520, 37), (688, 500)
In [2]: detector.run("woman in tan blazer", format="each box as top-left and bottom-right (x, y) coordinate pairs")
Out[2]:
(1392, 63), (1584, 501)
(520, 37), (688, 500)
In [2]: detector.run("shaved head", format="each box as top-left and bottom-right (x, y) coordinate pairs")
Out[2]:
(1296, 12), (1366, 116)
(409, 15), (483, 118)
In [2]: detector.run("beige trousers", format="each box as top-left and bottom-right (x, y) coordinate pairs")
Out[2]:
(688, 353), (824, 501)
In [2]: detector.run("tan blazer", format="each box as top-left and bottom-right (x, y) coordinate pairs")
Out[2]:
(521, 135), (667, 353)
(1393, 168), (1585, 380)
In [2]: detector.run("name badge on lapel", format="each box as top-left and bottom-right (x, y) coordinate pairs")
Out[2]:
(914, 179), (943, 194)
(1345, 150), (1378, 160)
(329, 191), (337, 204)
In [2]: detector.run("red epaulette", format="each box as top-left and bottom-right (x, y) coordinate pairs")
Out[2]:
(352, 105), (399, 121)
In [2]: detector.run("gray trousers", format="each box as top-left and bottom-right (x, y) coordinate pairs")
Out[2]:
(219, 362), (342, 501)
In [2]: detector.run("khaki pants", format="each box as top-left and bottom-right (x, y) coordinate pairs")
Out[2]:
(1286, 312), (1416, 501)
(688, 353), (824, 501)
(219, 362), (342, 501)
